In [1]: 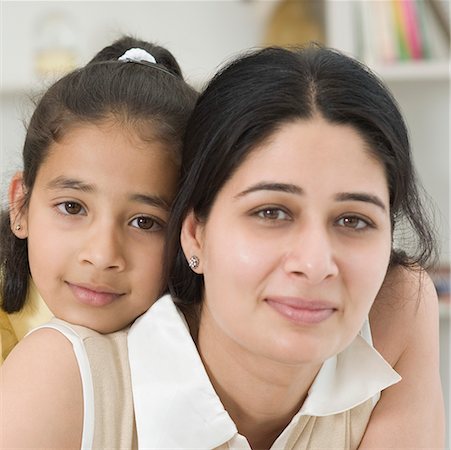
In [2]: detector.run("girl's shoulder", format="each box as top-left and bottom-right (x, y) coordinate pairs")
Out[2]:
(369, 264), (438, 366)
(363, 265), (444, 447)
(0, 326), (83, 448)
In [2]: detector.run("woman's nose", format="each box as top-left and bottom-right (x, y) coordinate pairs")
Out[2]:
(283, 222), (339, 284)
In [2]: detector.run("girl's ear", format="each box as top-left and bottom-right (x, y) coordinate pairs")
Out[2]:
(180, 210), (205, 273)
(9, 172), (29, 239)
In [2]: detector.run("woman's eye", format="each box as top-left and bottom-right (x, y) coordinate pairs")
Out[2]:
(130, 216), (163, 231)
(56, 201), (85, 215)
(256, 207), (290, 221)
(336, 216), (371, 230)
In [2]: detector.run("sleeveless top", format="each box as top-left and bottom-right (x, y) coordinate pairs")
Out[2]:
(33, 319), (136, 449)
(31, 294), (400, 450)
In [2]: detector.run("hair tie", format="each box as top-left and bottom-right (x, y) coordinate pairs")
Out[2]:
(117, 47), (177, 78)
(118, 48), (157, 64)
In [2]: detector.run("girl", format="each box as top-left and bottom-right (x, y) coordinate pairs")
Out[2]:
(127, 45), (444, 448)
(0, 35), (197, 337)
(0, 35), (197, 448)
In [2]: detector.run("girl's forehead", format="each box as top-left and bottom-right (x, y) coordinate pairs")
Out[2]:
(35, 121), (179, 198)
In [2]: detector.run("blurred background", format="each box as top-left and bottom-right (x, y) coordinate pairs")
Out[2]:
(1, 0), (450, 444)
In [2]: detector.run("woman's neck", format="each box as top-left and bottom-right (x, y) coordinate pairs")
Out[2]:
(196, 308), (321, 450)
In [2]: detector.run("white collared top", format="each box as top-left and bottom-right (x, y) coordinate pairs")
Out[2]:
(128, 295), (401, 450)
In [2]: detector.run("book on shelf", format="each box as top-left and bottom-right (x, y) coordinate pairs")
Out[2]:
(355, 0), (450, 66)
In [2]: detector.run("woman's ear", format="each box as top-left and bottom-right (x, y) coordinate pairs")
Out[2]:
(8, 172), (29, 239)
(180, 210), (205, 273)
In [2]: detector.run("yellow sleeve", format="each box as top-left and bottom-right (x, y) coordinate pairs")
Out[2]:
(0, 309), (17, 364)
(1, 280), (53, 363)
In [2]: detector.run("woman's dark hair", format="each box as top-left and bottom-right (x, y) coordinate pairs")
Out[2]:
(1, 35), (198, 313)
(166, 44), (437, 305)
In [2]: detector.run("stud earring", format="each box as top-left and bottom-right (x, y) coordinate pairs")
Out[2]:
(188, 255), (200, 270)
(15, 224), (21, 231)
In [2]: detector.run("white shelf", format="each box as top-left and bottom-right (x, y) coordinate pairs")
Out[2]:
(371, 60), (450, 82)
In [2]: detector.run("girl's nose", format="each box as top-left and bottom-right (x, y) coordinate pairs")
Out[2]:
(283, 222), (338, 284)
(78, 223), (126, 271)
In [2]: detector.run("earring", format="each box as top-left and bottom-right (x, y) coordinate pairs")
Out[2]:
(188, 255), (200, 270)
(15, 224), (21, 231)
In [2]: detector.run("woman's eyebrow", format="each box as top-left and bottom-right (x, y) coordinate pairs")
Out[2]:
(335, 192), (387, 211)
(234, 183), (387, 210)
(235, 182), (303, 198)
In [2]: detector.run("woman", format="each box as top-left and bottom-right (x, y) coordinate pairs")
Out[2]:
(128, 45), (444, 448)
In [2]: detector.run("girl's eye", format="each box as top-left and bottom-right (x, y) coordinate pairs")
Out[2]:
(256, 207), (291, 221)
(336, 216), (371, 230)
(130, 216), (163, 231)
(56, 201), (85, 215)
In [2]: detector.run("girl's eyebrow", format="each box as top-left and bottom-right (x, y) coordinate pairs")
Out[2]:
(47, 176), (170, 211)
(130, 194), (171, 211)
(235, 181), (387, 211)
(46, 176), (95, 193)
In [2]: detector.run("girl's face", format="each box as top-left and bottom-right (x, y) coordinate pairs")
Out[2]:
(184, 118), (392, 366)
(13, 120), (178, 333)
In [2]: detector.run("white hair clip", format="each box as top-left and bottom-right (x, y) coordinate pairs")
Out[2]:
(118, 48), (157, 64)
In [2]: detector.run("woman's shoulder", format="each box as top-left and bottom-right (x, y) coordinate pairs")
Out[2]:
(0, 326), (83, 448)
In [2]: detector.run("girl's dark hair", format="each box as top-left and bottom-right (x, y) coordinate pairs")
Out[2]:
(1, 35), (198, 313)
(166, 44), (437, 305)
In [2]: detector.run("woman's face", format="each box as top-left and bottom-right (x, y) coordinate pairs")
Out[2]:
(185, 117), (392, 365)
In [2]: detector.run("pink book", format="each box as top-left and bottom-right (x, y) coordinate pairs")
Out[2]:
(401, 0), (423, 59)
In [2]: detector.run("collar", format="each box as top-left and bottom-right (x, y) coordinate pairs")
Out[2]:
(128, 295), (400, 449)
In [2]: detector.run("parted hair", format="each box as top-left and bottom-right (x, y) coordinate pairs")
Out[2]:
(0, 35), (198, 313)
(166, 44), (437, 306)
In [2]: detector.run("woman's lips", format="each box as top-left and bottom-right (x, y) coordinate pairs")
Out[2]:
(265, 296), (337, 324)
(67, 282), (123, 307)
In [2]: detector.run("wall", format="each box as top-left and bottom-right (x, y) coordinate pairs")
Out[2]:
(0, 0), (273, 200)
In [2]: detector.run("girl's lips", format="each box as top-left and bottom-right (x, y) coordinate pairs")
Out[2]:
(265, 297), (337, 325)
(67, 282), (123, 307)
